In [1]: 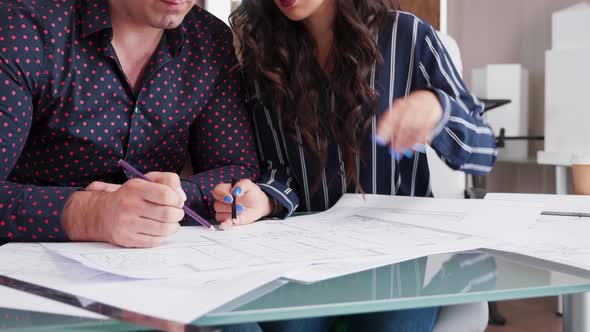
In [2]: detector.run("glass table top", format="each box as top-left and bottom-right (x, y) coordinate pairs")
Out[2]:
(3, 250), (590, 331)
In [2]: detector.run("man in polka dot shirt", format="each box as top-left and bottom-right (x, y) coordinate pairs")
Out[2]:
(0, 0), (259, 247)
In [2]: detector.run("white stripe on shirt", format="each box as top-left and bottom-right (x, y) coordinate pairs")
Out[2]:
(295, 122), (312, 211)
(370, 33), (378, 194)
(389, 14), (399, 195)
(424, 36), (471, 116)
(408, 17), (420, 197)
(448, 116), (493, 135)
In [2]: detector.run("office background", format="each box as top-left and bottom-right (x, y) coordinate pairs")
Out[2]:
(201, 0), (582, 195)
(195, 2), (586, 331)
(448, 0), (584, 195)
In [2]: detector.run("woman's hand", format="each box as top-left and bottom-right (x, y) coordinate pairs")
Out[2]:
(375, 90), (443, 159)
(212, 179), (274, 230)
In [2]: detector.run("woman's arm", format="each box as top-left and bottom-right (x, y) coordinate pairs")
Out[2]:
(415, 24), (498, 175)
(212, 84), (300, 229)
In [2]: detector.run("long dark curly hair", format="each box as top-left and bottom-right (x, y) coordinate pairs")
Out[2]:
(231, 0), (397, 192)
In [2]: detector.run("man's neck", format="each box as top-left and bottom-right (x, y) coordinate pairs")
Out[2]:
(111, 13), (163, 52)
(109, 10), (164, 93)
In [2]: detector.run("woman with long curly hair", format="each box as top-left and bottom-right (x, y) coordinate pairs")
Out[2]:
(213, 0), (497, 330)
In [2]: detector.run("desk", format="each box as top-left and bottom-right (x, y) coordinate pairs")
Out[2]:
(537, 150), (590, 331)
(2, 251), (590, 331)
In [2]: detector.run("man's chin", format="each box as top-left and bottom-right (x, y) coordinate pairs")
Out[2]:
(163, 20), (183, 29)
(152, 17), (184, 30)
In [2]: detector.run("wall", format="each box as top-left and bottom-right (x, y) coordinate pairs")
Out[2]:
(399, 0), (440, 29)
(200, 0), (576, 193)
(447, 0), (584, 194)
(202, 0), (232, 24)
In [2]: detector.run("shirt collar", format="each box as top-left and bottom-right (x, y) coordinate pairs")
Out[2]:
(166, 25), (186, 57)
(79, 0), (186, 56)
(79, 0), (112, 40)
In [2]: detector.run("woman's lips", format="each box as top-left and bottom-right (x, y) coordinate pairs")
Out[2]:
(279, 0), (296, 8)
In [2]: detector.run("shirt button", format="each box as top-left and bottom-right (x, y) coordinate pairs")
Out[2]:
(134, 106), (140, 114)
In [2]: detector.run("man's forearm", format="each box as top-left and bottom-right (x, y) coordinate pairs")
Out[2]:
(61, 190), (101, 242)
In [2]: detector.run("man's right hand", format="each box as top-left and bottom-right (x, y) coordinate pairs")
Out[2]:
(61, 172), (186, 248)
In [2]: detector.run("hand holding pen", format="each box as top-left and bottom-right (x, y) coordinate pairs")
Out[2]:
(62, 163), (188, 248)
(118, 160), (215, 231)
(212, 178), (275, 230)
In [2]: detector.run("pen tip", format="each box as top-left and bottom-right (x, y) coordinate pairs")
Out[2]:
(209, 226), (216, 232)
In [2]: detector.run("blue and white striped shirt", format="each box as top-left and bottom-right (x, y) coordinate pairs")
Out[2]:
(249, 12), (498, 217)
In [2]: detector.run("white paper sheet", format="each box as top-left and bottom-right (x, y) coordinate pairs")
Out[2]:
(485, 193), (590, 271)
(41, 222), (385, 279)
(2, 193), (563, 323)
(281, 194), (541, 283)
(42, 194), (539, 286)
(0, 243), (299, 323)
(485, 193), (590, 213)
(283, 257), (401, 284)
(0, 286), (106, 320)
(55, 266), (297, 324)
(41, 195), (524, 280)
(0, 244), (106, 319)
(284, 237), (493, 284)
(321, 194), (544, 240)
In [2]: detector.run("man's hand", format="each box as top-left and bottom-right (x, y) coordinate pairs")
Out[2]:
(375, 90), (443, 159)
(61, 172), (187, 248)
(86, 181), (121, 193)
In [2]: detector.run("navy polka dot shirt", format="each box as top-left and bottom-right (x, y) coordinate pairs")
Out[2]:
(0, 0), (259, 242)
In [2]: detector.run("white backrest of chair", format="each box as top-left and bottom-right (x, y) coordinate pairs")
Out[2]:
(426, 32), (467, 199)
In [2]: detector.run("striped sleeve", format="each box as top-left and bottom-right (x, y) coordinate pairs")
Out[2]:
(248, 85), (300, 218)
(414, 23), (498, 176)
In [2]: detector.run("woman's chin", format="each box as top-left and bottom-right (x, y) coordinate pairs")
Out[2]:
(280, 10), (310, 22)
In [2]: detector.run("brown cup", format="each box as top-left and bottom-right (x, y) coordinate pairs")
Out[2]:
(572, 155), (590, 195)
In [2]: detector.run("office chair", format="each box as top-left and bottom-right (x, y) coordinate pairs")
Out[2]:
(426, 32), (503, 331)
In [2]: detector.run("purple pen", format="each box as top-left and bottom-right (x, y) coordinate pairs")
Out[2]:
(118, 159), (216, 231)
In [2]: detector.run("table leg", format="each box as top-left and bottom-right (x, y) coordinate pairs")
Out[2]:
(563, 293), (590, 332)
(555, 166), (568, 196)
(555, 165), (590, 331)
(555, 166), (567, 315)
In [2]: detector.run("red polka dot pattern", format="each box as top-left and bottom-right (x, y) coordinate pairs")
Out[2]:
(0, 0), (259, 241)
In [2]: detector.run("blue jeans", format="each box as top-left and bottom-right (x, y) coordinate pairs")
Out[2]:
(255, 307), (440, 332)
(216, 319), (331, 332)
(346, 307), (440, 332)
(259, 317), (335, 332)
(219, 323), (263, 332)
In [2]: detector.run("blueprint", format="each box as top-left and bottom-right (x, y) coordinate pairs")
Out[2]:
(41, 194), (539, 281)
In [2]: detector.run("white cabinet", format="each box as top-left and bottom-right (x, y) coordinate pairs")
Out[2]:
(204, 0), (232, 24)
(545, 2), (590, 157)
(472, 65), (529, 161)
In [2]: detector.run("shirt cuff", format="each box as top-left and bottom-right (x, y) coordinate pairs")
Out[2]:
(258, 182), (299, 219)
(428, 88), (452, 139)
(18, 186), (81, 241)
(179, 179), (209, 226)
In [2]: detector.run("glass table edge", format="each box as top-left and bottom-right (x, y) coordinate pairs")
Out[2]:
(193, 283), (590, 326)
(3, 281), (590, 330)
(0, 320), (142, 332)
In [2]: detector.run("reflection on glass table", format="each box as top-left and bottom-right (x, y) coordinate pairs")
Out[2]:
(2, 251), (590, 331)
